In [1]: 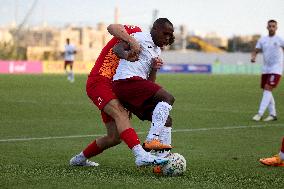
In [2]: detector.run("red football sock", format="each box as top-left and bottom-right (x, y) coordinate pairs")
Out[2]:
(83, 140), (103, 159)
(281, 137), (284, 153)
(120, 128), (140, 149)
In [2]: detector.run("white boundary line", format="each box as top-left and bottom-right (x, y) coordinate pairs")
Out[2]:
(0, 124), (283, 143)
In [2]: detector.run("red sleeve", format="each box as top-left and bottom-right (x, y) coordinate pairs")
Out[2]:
(124, 25), (142, 34)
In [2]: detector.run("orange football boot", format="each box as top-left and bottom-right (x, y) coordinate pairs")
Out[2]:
(143, 139), (172, 151)
(259, 154), (284, 167)
(153, 165), (162, 174)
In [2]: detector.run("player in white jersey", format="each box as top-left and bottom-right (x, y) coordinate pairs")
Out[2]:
(251, 20), (284, 121)
(113, 32), (161, 81)
(64, 38), (77, 82)
(112, 18), (175, 154)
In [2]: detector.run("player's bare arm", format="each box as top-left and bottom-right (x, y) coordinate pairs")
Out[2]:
(112, 41), (139, 62)
(107, 24), (141, 55)
(251, 48), (260, 63)
(148, 57), (164, 82)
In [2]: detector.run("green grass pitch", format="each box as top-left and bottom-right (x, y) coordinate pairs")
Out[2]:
(0, 74), (283, 188)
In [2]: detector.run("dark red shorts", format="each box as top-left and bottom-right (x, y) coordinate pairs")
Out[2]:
(64, 61), (73, 67)
(261, 74), (281, 89)
(86, 75), (116, 123)
(112, 77), (162, 121)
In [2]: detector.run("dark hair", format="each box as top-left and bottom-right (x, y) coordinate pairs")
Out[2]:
(268, 19), (277, 24)
(169, 35), (175, 45)
(153, 18), (173, 28)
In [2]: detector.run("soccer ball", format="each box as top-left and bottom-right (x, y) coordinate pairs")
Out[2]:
(162, 153), (186, 176)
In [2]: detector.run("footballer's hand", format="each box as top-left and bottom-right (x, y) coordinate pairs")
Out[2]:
(124, 109), (132, 119)
(128, 111), (132, 119)
(125, 50), (139, 62)
(151, 57), (164, 70)
(251, 54), (257, 63)
(129, 38), (141, 55)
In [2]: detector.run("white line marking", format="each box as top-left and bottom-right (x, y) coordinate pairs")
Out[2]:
(1, 100), (87, 105)
(0, 124), (283, 143)
(191, 107), (254, 114)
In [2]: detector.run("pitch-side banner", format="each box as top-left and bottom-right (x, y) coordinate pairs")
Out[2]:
(43, 61), (94, 74)
(0, 60), (43, 74)
(160, 64), (212, 73)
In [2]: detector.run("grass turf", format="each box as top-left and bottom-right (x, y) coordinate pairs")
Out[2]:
(0, 74), (283, 188)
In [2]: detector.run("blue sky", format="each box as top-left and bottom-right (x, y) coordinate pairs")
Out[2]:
(0, 0), (284, 37)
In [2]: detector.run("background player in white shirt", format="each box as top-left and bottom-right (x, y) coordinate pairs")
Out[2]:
(64, 38), (77, 82)
(113, 18), (175, 155)
(251, 20), (284, 121)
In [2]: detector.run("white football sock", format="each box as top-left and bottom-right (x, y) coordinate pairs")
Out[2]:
(79, 152), (87, 161)
(70, 71), (74, 80)
(146, 102), (172, 141)
(268, 95), (276, 116)
(67, 71), (71, 80)
(159, 127), (172, 145)
(156, 127), (172, 158)
(279, 151), (284, 161)
(132, 144), (146, 157)
(258, 90), (272, 116)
